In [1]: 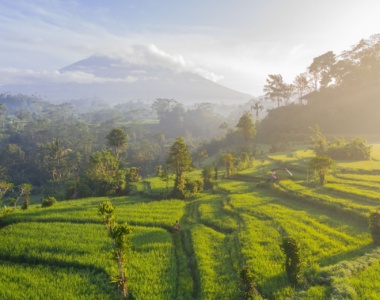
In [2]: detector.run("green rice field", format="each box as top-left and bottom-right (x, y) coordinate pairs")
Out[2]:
(1, 144), (380, 299)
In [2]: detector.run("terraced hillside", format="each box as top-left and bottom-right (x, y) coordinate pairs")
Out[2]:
(1, 146), (380, 299)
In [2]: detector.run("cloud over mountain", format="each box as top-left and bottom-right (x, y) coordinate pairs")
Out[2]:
(1, 45), (223, 85)
(0, 45), (250, 105)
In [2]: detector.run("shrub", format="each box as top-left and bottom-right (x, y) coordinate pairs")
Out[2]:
(202, 165), (214, 190)
(309, 156), (334, 185)
(6, 198), (16, 206)
(240, 266), (262, 299)
(21, 194), (30, 210)
(185, 177), (203, 194)
(369, 210), (380, 245)
(0, 206), (13, 217)
(326, 137), (372, 160)
(281, 236), (302, 286)
(41, 197), (57, 208)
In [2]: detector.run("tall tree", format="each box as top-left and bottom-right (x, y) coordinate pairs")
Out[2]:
(263, 74), (285, 107)
(151, 98), (178, 120)
(38, 138), (75, 181)
(98, 200), (133, 298)
(222, 153), (236, 178)
(236, 112), (256, 151)
(293, 73), (311, 104)
(106, 128), (127, 158)
(0, 181), (13, 201)
(330, 34), (380, 88)
(167, 136), (192, 196)
(86, 150), (127, 196)
(151, 98), (185, 137)
(282, 83), (295, 105)
(197, 149), (208, 168)
(307, 51), (336, 90)
(14, 183), (32, 209)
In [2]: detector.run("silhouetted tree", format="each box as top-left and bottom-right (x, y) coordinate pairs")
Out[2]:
(307, 51), (336, 90)
(250, 102), (264, 122)
(293, 73), (311, 104)
(263, 74), (285, 107)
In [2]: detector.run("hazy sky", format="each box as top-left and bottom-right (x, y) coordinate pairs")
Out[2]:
(1, 0), (380, 96)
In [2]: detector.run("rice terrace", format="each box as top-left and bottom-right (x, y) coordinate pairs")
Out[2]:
(1, 4), (380, 299)
(1, 143), (380, 299)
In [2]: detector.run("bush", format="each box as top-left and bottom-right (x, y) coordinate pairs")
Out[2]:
(281, 236), (302, 286)
(240, 266), (262, 299)
(21, 195), (30, 210)
(202, 165), (214, 190)
(369, 210), (380, 244)
(6, 198), (16, 206)
(41, 197), (57, 208)
(326, 137), (371, 160)
(185, 177), (203, 194)
(0, 206), (13, 217)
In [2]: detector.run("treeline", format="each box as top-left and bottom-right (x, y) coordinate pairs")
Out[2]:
(257, 34), (380, 143)
(0, 93), (252, 200)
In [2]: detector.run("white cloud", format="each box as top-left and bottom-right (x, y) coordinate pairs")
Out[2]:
(0, 43), (224, 86)
(97, 44), (224, 82)
(0, 68), (138, 85)
(1, 0), (379, 96)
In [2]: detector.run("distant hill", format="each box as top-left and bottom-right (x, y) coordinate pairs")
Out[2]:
(0, 54), (253, 105)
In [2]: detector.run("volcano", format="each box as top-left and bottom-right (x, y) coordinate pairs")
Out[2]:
(1, 53), (253, 105)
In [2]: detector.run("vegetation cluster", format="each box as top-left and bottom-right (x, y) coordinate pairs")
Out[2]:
(0, 34), (380, 299)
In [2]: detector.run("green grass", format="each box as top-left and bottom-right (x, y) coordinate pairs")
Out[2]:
(335, 173), (380, 183)
(275, 180), (374, 221)
(323, 182), (380, 204)
(1, 196), (186, 229)
(351, 260), (380, 299)
(0, 196), (190, 300)
(337, 160), (380, 173)
(0, 262), (121, 300)
(197, 195), (239, 232)
(228, 189), (371, 298)
(370, 144), (380, 160)
(190, 224), (241, 299)
(0, 222), (121, 299)
(3, 144), (380, 299)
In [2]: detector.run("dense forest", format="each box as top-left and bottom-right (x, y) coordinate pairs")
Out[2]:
(258, 34), (380, 142)
(0, 34), (379, 202)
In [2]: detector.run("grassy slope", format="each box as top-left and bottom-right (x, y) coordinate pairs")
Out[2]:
(1, 144), (380, 299)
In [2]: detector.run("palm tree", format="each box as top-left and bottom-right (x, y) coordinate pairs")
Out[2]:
(250, 102), (264, 122)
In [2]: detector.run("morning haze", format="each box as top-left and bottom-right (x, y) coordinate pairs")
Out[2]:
(1, 1), (380, 299)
